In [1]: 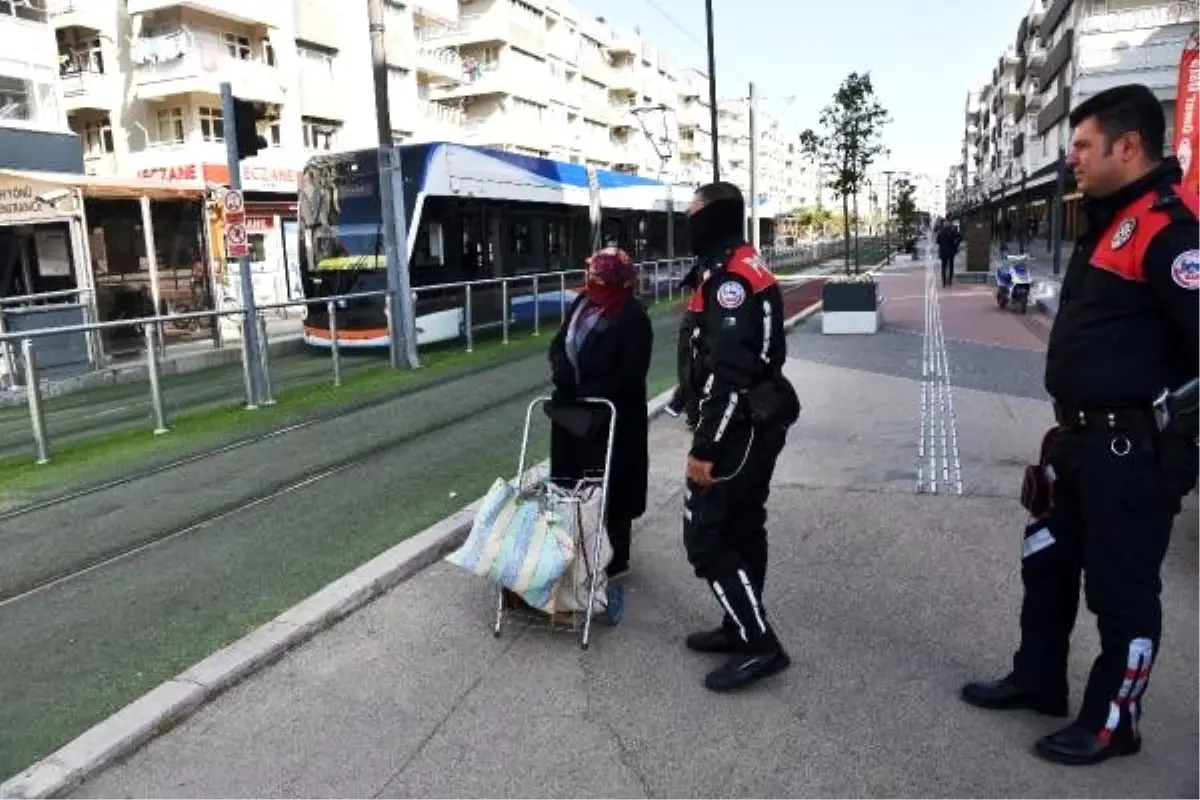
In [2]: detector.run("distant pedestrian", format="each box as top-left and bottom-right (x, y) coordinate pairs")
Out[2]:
(935, 221), (962, 287)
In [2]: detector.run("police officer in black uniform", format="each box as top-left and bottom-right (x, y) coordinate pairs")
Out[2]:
(961, 85), (1199, 765)
(680, 181), (801, 692)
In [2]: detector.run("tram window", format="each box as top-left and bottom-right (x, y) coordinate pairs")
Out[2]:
(416, 222), (444, 267)
(507, 221), (531, 255)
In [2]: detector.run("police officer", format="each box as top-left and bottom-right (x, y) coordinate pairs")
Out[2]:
(680, 181), (801, 692)
(961, 85), (1199, 765)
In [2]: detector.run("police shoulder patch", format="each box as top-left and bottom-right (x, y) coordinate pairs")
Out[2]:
(1110, 217), (1137, 250)
(716, 280), (746, 309)
(1170, 249), (1200, 290)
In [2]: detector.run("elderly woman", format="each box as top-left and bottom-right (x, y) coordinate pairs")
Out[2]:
(547, 247), (654, 579)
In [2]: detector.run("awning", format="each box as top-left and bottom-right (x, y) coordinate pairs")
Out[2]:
(0, 169), (205, 201)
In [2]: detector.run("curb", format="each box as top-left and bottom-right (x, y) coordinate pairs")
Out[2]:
(0, 290), (828, 800)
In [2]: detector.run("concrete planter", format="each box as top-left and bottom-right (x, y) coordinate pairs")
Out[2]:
(821, 281), (879, 334)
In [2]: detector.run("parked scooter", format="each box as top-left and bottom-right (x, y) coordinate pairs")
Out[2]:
(995, 254), (1033, 314)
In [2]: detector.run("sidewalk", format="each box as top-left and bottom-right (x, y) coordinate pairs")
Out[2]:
(61, 261), (1199, 798)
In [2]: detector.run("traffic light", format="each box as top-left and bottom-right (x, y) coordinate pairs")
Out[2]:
(232, 97), (269, 161)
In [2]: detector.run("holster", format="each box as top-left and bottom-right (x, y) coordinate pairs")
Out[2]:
(1020, 425), (1059, 518)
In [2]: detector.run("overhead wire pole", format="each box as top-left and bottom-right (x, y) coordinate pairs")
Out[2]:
(748, 81), (758, 249)
(704, 0), (720, 182)
(883, 169), (894, 264)
(368, 0), (419, 369)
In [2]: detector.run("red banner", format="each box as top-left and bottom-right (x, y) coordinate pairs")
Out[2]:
(1175, 33), (1199, 194)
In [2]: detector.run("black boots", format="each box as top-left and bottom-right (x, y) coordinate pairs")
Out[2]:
(960, 674), (1069, 717)
(960, 673), (1143, 765)
(689, 570), (790, 692)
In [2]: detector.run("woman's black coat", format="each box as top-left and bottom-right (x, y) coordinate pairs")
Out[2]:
(547, 294), (654, 524)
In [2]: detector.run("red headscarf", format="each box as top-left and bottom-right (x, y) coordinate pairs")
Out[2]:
(584, 247), (637, 317)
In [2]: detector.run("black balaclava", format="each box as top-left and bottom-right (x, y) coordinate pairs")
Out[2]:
(686, 191), (746, 258)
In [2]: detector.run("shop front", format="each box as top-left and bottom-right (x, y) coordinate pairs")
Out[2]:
(0, 169), (95, 384)
(131, 159), (303, 345)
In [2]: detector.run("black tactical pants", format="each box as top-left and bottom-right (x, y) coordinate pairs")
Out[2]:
(683, 422), (788, 648)
(1013, 427), (1183, 739)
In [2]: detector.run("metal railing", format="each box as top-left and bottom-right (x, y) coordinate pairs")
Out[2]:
(0, 245), (843, 465)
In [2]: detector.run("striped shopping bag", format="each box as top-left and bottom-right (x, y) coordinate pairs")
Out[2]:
(445, 478), (576, 612)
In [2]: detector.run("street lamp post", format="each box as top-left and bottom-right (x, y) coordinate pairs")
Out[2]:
(883, 170), (894, 264)
(704, 0), (719, 182)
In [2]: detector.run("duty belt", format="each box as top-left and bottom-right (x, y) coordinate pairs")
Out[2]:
(1053, 404), (1158, 436)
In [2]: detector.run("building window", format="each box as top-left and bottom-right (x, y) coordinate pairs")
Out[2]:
(0, 0), (48, 22)
(82, 119), (114, 156)
(262, 40), (276, 67)
(297, 42), (336, 76)
(302, 116), (340, 151)
(266, 120), (281, 147)
(224, 33), (252, 61)
(198, 105), (223, 142)
(0, 71), (57, 125)
(155, 106), (185, 144)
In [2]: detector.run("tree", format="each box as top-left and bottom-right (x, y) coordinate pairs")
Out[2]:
(892, 177), (918, 248)
(799, 72), (891, 273)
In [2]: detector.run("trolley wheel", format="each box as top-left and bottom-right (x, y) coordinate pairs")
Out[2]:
(493, 629), (501, 638)
(581, 640), (590, 651)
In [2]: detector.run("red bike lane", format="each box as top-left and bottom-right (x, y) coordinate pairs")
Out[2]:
(878, 264), (1049, 352)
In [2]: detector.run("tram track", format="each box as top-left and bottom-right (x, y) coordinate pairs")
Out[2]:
(0, 373), (549, 609)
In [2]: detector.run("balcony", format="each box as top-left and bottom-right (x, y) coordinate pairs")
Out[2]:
(1039, 0), (1074, 43)
(409, 0), (459, 24)
(59, 69), (118, 112)
(416, 45), (463, 85)
(460, 116), (550, 152)
(125, 0), (281, 28)
(1039, 28), (1073, 89)
(47, 0), (112, 32)
(424, 12), (547, 59)
(606, 32), (636, 57)
(430, 61), (547, 105)
(1026, 41), (1047, 67)
(1037, 85), (1070, 136)
(1080, 1), (1197, 34)
(130, 29), (285, 104)
(411, 100), (466, 140)
(608, 64), (638, 94)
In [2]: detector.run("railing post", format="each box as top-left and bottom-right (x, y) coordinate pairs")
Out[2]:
(464, 284), (473, 353)
(239, 312), (257, 410)
(532, 275), (540, 337)
(144, 325), (169, 434)
(501, 278), (509, 345)
(327, 300), (342, 387)
(653, 261), (661, 304)
(21, 337), (49, 465)
(257, 313), (275, 405)
(559, 273), (566, 321)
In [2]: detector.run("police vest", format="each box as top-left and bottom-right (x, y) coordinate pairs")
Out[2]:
(1091, 183), (1199, 284)
(687, 244), (777, 311)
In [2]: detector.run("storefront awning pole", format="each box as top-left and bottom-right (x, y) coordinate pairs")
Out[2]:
(139, 195), (164, 357)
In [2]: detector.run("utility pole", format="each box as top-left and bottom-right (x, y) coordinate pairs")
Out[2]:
(368, 0), (419, 368)
(1050, 146), (1066, 276)
(883, 169), (894, 264)
(704, 0), (720, 182)
(220, 81), (266, 407)
(748, 81), (758, 249)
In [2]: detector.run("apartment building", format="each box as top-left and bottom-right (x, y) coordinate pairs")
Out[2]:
(0, 0), (82, 173)
(947, 0), (1198, 248)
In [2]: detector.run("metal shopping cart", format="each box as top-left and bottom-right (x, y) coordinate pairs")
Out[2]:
(491, 395), (626, 650)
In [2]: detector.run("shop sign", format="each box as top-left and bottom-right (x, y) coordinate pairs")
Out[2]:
(136, 164), (202, 184)
(0, 176), (78, 223)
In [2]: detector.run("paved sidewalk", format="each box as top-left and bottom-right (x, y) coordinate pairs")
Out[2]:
(68, 260), (1198, 798)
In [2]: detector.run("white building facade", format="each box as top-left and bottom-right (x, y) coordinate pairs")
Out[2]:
(947, 0), (1198, 242)
(37, 0), (815, 217)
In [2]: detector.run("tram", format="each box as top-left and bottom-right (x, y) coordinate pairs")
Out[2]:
(296, 142), (709, 348)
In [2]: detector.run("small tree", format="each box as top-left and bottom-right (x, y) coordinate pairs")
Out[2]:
(800, 72), (891, 274)
(892, 178), (918, 248)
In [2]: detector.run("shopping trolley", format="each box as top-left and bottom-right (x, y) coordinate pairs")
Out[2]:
(492, 395), (626, 650)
